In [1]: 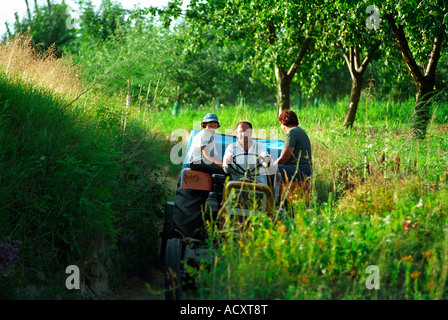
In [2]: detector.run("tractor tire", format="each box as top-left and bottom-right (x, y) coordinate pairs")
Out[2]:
(160, 201), (175, 263)
(172, 188), (209, 239)
(164, 238), (184, 300)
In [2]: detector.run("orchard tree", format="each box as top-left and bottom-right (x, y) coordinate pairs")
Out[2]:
(146, 0), (322, 115)
(322, 0), (382, 127)
(383, 0), (447, 138)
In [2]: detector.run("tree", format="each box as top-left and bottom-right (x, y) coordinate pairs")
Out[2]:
(9, 0), (76, 55)
(321, 0), (382, 127)
(171, 23), (275, 106)
(383, 0), (447, 138)
(76, 19), (178, 99)
(75, 0), (130, 43)
(147, 0), (321, 115)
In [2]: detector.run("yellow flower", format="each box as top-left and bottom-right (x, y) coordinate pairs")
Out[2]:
(400, 255), (413, 262)
(422, 250), (433, 262)
(277, 223), (287, 234)
(411, 271), (421, 279)
(425, 280), (437, 290)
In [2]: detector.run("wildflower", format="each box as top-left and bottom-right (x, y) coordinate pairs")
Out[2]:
(422, 250), (433, 262)
(403, 220), (418, 231)
(425, 280), (437, 290)
(411, 271), (421, 279)
(276, 223), (286, 234)
(400, 255), (413, 262)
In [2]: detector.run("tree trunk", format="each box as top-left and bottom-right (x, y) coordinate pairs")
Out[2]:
(275, 66), (291, 116)
(412, 78), (435, 138)
(338, 44), (377, 128)
(385, 13), (445, 139)
(343, 73), (363, 127)
(266, 22), (311, 116)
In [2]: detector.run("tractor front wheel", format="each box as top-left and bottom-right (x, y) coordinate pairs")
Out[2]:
(164, 238), (184, 300)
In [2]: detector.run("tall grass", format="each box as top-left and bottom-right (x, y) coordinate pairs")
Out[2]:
(0, 34), (82, 96)
(194, 182), (448, 299)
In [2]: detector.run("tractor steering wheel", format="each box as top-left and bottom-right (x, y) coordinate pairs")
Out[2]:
(229, 153), (266, 178)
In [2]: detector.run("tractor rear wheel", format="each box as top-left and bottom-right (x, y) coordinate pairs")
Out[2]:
(172, 188), (209, 239)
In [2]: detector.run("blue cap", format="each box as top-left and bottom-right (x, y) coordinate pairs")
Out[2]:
(201, 113), (220, 128)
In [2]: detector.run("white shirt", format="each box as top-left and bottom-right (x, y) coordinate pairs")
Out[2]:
(222, 139), (270, 185)
(187, 129), (217, 165)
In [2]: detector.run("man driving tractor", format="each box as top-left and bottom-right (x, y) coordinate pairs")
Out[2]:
(222, 121), (272, 185)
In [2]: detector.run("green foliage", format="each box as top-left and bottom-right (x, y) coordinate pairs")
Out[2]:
(75, 16), (274, 108)
(75, 0), (130, 44)
(75, 19), (175, 99)
(382, 0), (447, 65)
(2, 0), (448, 300)
(179, 0), (321, 91)
(8, 0), (76, 54)
(200, 142), (447, 300)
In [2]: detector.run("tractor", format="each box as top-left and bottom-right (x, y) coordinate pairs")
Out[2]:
(160, 129), (310, 300)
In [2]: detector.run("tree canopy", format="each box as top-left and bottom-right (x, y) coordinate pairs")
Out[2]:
(2, 0), (447, 137)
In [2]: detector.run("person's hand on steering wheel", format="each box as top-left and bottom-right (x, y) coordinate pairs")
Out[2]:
(258, 152), (271, 168)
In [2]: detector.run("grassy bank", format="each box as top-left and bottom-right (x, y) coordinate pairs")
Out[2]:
(0, 38), (170, 298)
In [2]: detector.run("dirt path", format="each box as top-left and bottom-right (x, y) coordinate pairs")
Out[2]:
(106, 268), (165, 300)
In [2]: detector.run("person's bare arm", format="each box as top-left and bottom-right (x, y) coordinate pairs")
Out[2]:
(273, 147), (294, 165)
(202, 145), (223, 167)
